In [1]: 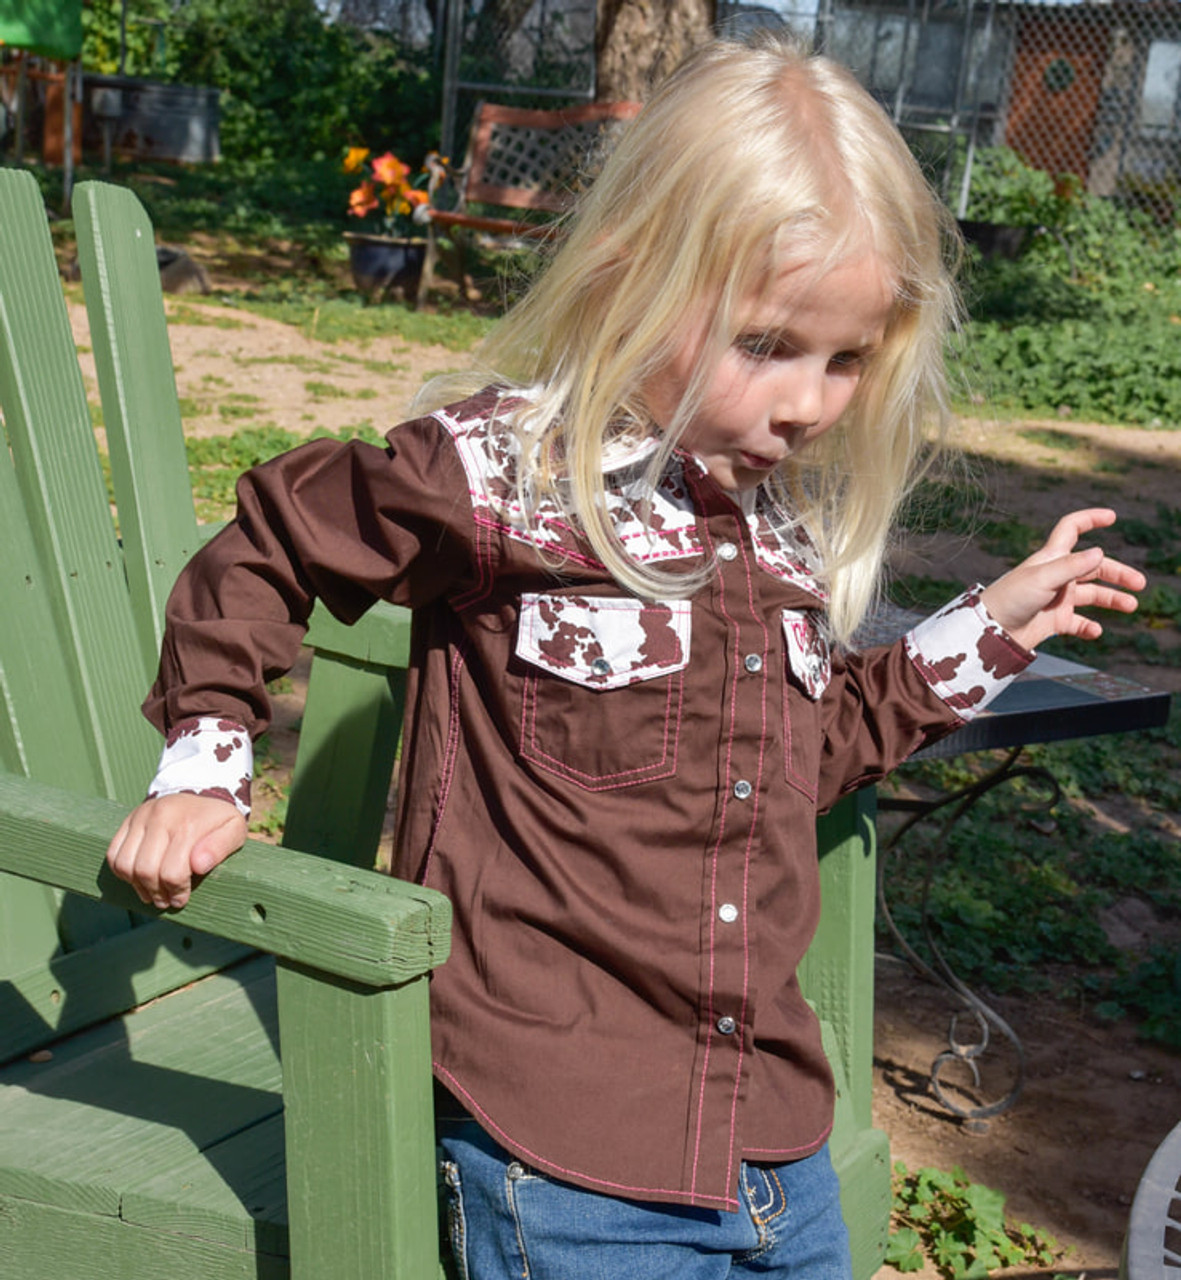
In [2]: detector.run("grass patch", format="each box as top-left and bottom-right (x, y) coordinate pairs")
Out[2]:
(186, 422), (386, 521)
(233, 353), (338, 375)
(215, 287), (494, 351)
(979, 517), (1039, 560)
(1016, 426), (1082, 451)
(304, 380), (379, 401)
(168, 303), (246, 330)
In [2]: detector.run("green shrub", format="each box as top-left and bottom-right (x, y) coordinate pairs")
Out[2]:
(83, 0), (442, 169)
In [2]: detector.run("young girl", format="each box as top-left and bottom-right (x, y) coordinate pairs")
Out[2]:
(107, 35), (1144, 1280)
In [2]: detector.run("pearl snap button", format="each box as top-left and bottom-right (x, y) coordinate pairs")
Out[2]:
(717, 1016), (737, 1035)
(733, 779), (752, 800)
(717, 541), (738, 562)
(744, 653), (763, 674)
(590, 657), (612, 677)
(718, 903), (739, 924)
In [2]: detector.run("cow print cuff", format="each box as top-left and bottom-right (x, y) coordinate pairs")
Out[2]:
(147, 716), (253, 819)
(904, 586), (1034, 722)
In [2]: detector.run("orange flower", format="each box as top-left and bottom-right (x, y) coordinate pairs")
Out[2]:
(347, 180), (379, 218)
(342, 146), (370, 173)
(371, 151), (410, 188)
(403, 188), (429, 208)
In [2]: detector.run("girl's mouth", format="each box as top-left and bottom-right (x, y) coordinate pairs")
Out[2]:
(740, 451), (779, 470)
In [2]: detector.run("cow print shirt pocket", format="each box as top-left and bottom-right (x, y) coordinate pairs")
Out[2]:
(514, 593), (691, 791)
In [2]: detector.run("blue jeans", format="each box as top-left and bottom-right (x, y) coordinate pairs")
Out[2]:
(438, 1119), (852, 1280)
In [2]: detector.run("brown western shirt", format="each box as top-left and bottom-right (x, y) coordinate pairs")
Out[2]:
(145, 389), (1032, 1210)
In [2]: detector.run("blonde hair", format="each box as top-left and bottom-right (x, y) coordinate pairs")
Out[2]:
(418, 35), (961, 645)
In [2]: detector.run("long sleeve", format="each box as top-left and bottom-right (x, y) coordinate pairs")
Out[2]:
(144, 414), (477, 739)
(815, 587), (1033, 813)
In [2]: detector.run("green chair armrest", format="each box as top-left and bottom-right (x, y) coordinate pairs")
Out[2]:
(0, 772), (450, 988)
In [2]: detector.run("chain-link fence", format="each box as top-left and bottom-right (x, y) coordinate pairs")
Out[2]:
(719, 0), (1181, 226)
(437, 0), (598, 160)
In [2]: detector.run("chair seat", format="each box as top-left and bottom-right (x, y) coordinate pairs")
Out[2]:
(0, 955), (291, 1275)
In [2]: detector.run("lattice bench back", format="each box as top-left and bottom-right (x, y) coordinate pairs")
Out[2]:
(464, 102), (642, 214)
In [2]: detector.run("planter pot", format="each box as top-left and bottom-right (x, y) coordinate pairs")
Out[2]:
(344, 232), (426, 302)
(957, 220), (1030, 261)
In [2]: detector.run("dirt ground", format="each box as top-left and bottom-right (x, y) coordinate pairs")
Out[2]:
(70, 290), (1181, 1277)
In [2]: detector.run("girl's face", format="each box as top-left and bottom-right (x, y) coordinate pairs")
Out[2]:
(643, 253), (895, 492)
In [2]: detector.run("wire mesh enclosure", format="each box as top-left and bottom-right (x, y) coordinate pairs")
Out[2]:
(439, 0), (598, 159)
(718, 0), (1181, 226)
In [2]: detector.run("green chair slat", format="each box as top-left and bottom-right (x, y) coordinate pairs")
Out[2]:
(0, 168), (157, 805)
(73, 181), (202, 666)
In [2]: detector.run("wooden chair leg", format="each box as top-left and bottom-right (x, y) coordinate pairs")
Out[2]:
(277, 963), (441, 1280)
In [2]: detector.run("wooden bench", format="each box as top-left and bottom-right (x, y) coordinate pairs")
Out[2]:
(0, 166), (890, 1279)
(418, 100), (641, 303)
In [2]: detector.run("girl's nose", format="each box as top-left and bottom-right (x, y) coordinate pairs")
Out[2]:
(772, 364), (824, 432)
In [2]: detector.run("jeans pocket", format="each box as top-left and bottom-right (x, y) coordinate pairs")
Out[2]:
(440, 1159), (470, 1280)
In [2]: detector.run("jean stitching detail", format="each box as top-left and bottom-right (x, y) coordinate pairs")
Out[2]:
(505, 1173), (533, 1279)
(734, 1167), (777, 1262)
(441, 1160), (470, 1280)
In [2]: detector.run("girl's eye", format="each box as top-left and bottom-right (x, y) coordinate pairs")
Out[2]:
(735, 333), (787, 360)
(829, 350), (867, 372)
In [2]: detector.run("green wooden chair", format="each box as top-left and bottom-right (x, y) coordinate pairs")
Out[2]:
(0, 167), (887, 1279)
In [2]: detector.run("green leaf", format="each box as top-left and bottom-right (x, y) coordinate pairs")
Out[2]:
(886, 1228), (927, 1272)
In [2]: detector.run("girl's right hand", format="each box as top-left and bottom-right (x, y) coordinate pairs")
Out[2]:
(106, 793), (248, 912)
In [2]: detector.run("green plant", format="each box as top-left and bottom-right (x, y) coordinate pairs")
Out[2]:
(1095, 945), (1181, 1047)
(880, 703), (1181, 1008)
(958, 146), (1079, 230)
(1139, 584), (1181, 627)
(1120, 505), (1181, 575)
(979, 517), (1038, 561)
(888, 1162), (1062, 1279)
(82, 0), (171, 77)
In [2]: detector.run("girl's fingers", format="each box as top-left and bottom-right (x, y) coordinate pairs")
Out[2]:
(1094, 557), (1147, 592)
(106, 795), (246, 910)
(108, 816), (170, 907)
(1039, 508), (1117, 558)
(191, 811), (249, 877)
(1074, 581), (1142, 614)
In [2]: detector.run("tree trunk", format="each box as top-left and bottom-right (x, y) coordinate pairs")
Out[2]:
(596, 0), (715, 102)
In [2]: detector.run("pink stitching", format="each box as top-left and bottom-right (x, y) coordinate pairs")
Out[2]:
(519, 670), (684, 790)
(433, 1066), (740, 1209)
(743, 1119), (835, 1157)
(470, 513), (605, 570)
(783, 680), (820, 803)
(721, 526), (771, 1194)
(515, 596), (689, 790)
(688, 507), (743, 1198)
(518, 596), (691, 684)
(419, 647), (468, 885)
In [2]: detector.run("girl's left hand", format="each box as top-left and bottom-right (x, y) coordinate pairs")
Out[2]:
(979, 508), (1146, 652)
